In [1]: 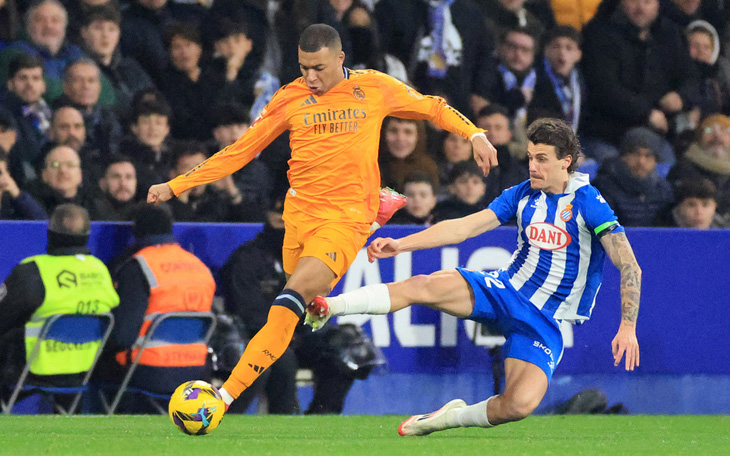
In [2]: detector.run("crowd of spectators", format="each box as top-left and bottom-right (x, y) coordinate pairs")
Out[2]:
(1, 0), (729, 228)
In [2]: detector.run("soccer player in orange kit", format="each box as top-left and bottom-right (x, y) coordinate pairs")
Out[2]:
(147, 23), (498, 410)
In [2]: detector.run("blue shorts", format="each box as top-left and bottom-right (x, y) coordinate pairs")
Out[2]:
(457, 268), (564, 381)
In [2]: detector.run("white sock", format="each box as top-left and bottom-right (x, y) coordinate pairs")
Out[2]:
(327, 284), (392, 316)
(454, 396), (495, 428)
(219, 387), (234, 405)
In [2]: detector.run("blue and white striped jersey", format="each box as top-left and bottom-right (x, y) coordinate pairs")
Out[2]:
(488, 172), (624, 323)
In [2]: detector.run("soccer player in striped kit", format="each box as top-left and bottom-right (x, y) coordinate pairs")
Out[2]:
(306, 118), (641, 435)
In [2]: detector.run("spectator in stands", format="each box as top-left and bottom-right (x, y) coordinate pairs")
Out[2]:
(655, 178), (727, 228)
(0, 0), (21, 48)
(684, 21), (730, 117)
(2, 54), (51, 184)
(27, 144), (94, 214)
(97, 205), (215, 403)
(667, 114), (730, 217)
(474, 104), (529, 204)
(528, 25), (585, 133)
(476, 0), (555, 44)
(208, 102), (273, 217)
(168, 141), (262, 223)
(0, 147), (47, 219)
(0, 204), (118, 401)
(375, 0), (495, 116)
(580, 0), (700, 163)
(45, 105), (104, 184)
(389, 172), (437, 225)
(432, 159), (488, 223)
(482, 27), (538, 144)
(120, 0), (207, 86)
(118, 98), (173, 198)
(378, 117), (440, 193)
(161, 22), (215, 141)
(592, 127), (674, 226)
(208, 19), (280, 121)
(88, 154), (137, 221)
(54, 58), (122, 156)
(221, 196), (358, 414)
(79, 4), (154, 116)
(0, 0), (85, 102)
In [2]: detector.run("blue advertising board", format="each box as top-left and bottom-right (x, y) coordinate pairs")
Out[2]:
(2, 222), (729, 376)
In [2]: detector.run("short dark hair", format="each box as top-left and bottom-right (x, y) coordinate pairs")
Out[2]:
(499, 26), (537, 50)
(212, 18), (249, 43)
(62, 58), (99, 81)
(165, 21), (201, 48)
(8, 53), (44, 79)
(403, 172), (436, 190)
(133, 205), (173, 238)
(131, 99), (172, 124)
(477, 103), (510, 120)
(299, 23), (342, 53)
(82, 4), (121, 27)
(212, 102), (251, 128)
(543, 25), (581, 49)
(448, 160), (483, 184)
(526, 118), (580, 173)
(104, 153), (134, 171)
(49, 203), (91, 236)
(172, 140), (208, 166)
(674, 178), (718, 205)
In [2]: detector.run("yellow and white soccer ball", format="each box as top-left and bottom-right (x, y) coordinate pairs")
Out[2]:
(168, 380), (225, 435)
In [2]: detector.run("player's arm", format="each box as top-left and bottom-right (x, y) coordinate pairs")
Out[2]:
(600, 231), (641, 371)
(148, 91), (290, 204)
(367, 209), (500, 262)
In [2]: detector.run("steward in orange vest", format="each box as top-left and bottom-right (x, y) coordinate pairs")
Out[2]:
(102, 206), (215, 395)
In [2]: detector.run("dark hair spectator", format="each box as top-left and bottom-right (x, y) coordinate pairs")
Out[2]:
(592, 127), (674, 226)
(389, 172), (437, 225)
(79, 4), (155, 117)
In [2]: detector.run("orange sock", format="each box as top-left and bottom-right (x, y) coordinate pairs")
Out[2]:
(222, 306), (300, 399)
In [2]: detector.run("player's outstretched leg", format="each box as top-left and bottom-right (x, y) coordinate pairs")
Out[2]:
(398, 397), (496, 436)
(304, 284), (392, 331)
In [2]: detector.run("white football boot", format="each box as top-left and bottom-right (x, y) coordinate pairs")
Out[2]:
(397, 399), (467, 436)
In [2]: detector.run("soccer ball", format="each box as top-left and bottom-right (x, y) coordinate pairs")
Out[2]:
(168, 380), (225, 435)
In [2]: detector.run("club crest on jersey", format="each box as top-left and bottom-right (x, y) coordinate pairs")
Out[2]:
(353, 85), (365, 100)
(527, 222), (572, 250)
(559, 204), (573, 222)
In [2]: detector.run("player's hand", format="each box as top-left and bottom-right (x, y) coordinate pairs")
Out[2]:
(367, 237), (401, 262)
(611, 323), (640, 371)
(659, 91), (683, 113)
(147, 183), (175, 204)
(471, 133), (498, 177)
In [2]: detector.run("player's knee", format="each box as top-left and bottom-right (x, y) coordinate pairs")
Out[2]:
(403, 274), (436, 302)
(501, 396), (539, 422)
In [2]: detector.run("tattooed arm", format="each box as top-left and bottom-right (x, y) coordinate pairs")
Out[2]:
(600, 231), (641, 371)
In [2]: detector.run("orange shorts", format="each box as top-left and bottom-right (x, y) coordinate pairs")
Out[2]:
(282, 209), (371, 287)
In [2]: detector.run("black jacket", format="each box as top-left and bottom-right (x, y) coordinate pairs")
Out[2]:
(592, 156), (674, 226)
(581, 0), (700, 143)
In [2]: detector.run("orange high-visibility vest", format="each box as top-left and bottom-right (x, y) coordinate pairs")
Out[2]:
(116, 243), (215, 367)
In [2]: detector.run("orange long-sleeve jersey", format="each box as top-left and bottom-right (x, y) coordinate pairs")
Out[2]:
(168, 68), (484, 224)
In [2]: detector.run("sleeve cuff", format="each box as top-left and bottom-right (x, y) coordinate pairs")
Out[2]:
(470, 131), (487, 142)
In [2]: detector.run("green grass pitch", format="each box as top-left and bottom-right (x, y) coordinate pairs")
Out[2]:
(1, 415), (728, 455)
